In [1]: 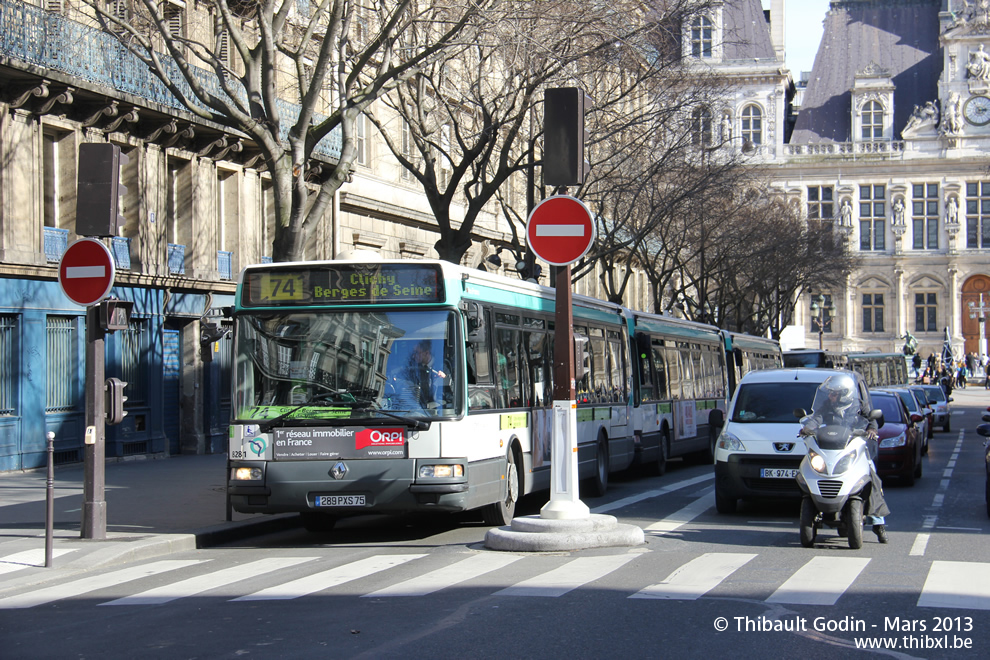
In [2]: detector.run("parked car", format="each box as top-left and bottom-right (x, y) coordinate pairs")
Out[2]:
(908, 385), (936, 443)
(920, 385), (952, 432)
(870, 390), (924, 486)
(878, 387), (931, 454)
(712, 368), (874, 513)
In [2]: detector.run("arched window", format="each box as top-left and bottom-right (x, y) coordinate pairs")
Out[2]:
(691, 16), (713, 58)
(861, 101), (884, 139)
(691, 107), (712, 146)
(740, 105), (763, 146)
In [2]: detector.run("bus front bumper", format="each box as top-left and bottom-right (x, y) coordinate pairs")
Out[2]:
(228, 458), (471, 515)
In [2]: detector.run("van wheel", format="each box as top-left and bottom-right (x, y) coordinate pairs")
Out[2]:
(586, 438), (609, 497)
(656, 431), (669, 477)
(482, 449), (519, 526)
(714, 486), (737, 514)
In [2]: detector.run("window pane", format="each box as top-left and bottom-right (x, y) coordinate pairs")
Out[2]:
(913, 184), (924, 198)
(875, 185), (885, 197)
(928, 184), (938, 197)
(860, 185), (870, 198)
(822, 188), (833, 201)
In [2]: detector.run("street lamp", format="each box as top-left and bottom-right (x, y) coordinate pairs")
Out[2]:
(810, 294), (832, 350)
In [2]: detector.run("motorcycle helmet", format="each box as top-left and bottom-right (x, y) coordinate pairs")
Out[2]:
(819, 373), (857, 415)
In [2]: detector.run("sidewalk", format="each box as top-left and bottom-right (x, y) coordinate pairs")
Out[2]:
(0, 453), (299, 590)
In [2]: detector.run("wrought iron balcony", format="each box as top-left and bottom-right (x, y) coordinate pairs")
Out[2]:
(43, 227), (68, 262)
(111, 236), (131, 270)
(167, 243), (185, 275)
(218, 250), (233, 280)
(0, 0), (341, 160)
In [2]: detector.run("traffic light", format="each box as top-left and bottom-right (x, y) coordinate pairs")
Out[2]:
(76, 143), (128, 237)
(543, 87), (591, 187)
(105, 377), (128, 426)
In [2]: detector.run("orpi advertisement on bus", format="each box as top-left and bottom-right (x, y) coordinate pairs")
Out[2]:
(271, 427), (406, 460)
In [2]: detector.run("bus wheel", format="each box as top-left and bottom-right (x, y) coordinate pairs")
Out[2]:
(300, 512), (337, 533)
(656, 431), (669, 477)
(482, 449), (519, 526)
(587, 438), (609, 497)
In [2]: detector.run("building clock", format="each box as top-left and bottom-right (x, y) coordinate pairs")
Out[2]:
(964, 95), (990, 125)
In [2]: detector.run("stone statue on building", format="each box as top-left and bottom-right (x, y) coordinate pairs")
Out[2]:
(903, 101), (939, 133)
(941, 92), (964, 135)
(958, 1), (990, 28)
(892, 196), (906, 227)
(946, 195), (960, 227)
(839, 199), (853, 227)
(721, 113), (732, 142)
(969, 44), (990, 81)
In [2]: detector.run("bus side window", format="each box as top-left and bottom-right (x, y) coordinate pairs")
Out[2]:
(467, 309), (495, 410)
(525, 329), (552, 407)
(496, 328), (524, 408)
(652, 343), (668, 400)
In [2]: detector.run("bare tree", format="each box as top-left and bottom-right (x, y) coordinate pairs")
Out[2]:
(86, 0), (485, 261)
(369, 0), (712, 268)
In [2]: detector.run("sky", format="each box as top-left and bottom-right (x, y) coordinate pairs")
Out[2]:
(765, 0), (830, 76)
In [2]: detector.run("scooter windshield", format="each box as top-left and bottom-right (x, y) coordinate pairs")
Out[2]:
(802, 378), (868, 450)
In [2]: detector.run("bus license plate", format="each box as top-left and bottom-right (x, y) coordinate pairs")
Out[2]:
(315, 495), (365, 507)
(761, 468), (798, 479)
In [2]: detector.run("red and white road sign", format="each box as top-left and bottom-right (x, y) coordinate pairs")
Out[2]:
(58, 238), (116, 306)
(525, 195), (596, 266)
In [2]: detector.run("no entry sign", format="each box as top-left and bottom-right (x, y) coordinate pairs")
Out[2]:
(525, 195), (596, 266)
(58, 238), (115, 306)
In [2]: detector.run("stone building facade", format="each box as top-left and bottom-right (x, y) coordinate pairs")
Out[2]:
(777, 0), (990, 360)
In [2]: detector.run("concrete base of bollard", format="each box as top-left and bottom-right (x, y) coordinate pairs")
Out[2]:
(483, 513), (644, 552)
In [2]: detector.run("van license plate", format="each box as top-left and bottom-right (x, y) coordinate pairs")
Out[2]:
(760, 468), (798, 479)
(315, 495), (365, 507)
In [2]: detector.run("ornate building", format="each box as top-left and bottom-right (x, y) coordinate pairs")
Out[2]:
(778, 0), (990, 359)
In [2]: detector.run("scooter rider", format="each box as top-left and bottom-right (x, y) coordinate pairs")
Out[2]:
(801, 374), (890, 543)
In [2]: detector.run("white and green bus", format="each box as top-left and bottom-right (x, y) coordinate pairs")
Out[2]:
(227, 258), (635, 530)
(226, 257), (780, 530)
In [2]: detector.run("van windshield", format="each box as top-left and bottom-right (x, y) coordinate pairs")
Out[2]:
(731, 382), (820, 423)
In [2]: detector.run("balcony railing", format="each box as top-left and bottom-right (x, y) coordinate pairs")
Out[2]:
(218, 250), (233, 280)
(43, 227), (68, 262)
(784, 140), (906, 157)
(167, 243), (185, 275)
(0, 0), (341, 160)
(111, 236), (131, 270)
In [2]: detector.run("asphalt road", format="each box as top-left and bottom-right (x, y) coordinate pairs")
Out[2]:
(2, 392), (988, 659)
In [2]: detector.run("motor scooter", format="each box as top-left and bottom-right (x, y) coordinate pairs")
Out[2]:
(794, 397), (883, 549)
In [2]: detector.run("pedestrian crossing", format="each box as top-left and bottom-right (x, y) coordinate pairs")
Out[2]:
(1, 550), (988, 611)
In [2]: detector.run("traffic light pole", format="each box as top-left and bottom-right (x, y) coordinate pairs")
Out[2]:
(82, 305), (107, 540)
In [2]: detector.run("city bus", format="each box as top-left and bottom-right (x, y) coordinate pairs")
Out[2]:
(226, 257), (782, 529)
(782, 349), (908, 387)
(846, 352), (909, 387)
(226, 258), (637, 530)
(722, 331), (784, 396)
(629, 319), (783, 474)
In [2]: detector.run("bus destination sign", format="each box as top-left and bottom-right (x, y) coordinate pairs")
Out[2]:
(242, 263), (444, 307)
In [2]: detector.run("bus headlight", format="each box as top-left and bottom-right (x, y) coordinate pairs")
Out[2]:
(232, 467), (263, 481)
(809, 451), (827, 474)
(420, 464), (464, 478)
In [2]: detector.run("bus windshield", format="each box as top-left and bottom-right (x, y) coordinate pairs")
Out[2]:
(234, 309), (461, 422)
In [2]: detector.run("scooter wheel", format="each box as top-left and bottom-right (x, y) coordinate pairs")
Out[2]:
(847, 498), (864, 549)
(799, 497), (817, 548)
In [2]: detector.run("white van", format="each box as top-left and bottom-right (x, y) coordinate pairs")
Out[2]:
(712, 368), (874, 513)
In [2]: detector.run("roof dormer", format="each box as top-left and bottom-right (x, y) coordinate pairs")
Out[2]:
(683, 2), (724, 63)
(851, 62), (896, 143)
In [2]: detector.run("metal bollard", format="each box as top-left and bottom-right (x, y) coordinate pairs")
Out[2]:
(45, 431), (55, 568)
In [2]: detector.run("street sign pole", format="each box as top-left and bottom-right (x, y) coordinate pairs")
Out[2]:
(82, 305), (107, 540)
(525, 195), (595, 520)
(540, 264), (590, 519)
